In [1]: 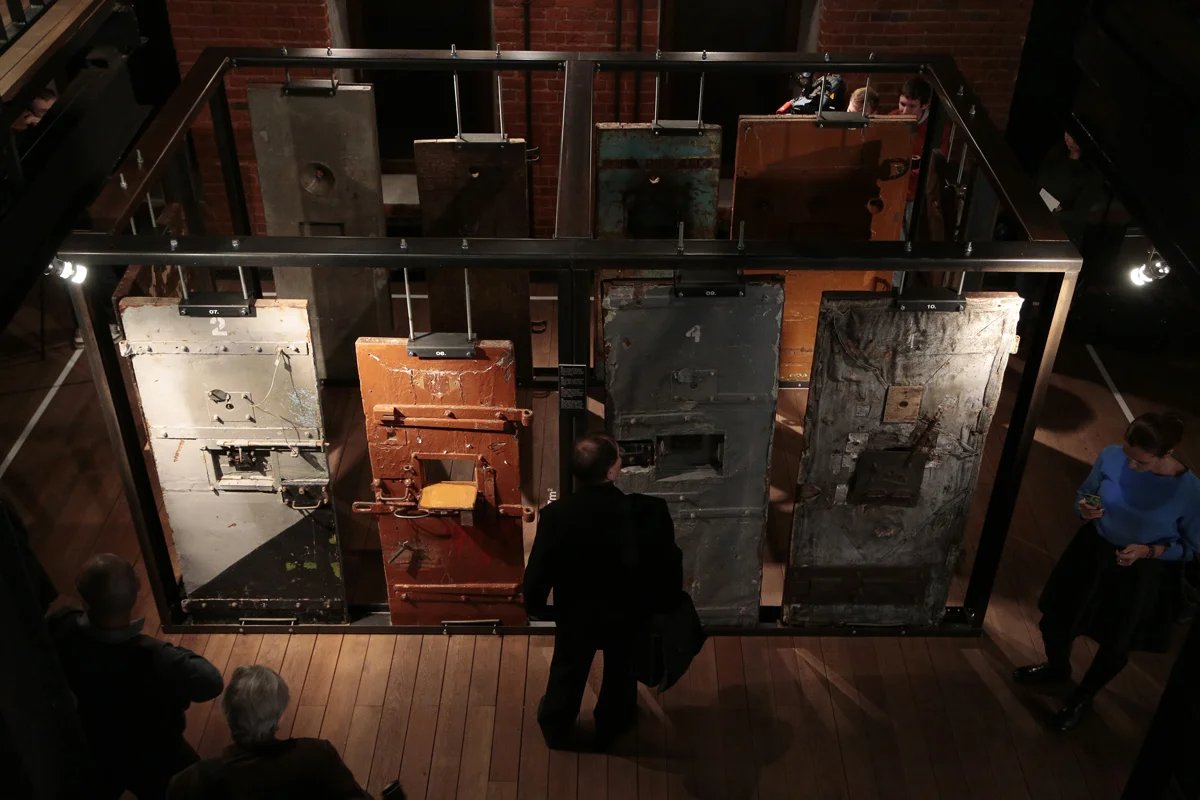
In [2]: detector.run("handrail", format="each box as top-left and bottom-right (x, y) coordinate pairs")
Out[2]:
(0, 0), (52, 58)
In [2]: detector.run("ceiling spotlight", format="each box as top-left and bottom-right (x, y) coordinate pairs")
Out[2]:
(46, 257), (88, 284)
(1129, 254), (1169, 287)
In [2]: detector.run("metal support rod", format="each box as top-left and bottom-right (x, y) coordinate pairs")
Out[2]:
(162, 147), (206, 236)
(696, 72), (705, 126)
(209, 80), (252, 237)
(862, 74), (871, 119)
(453, 72), (463, 139)
(176, 266), (189, 299)
(145, 194), (157, 229)
(496, 73), (505, 139)
(237, 267), (250, 301)
(652, 72), (660, 126)
(6, 0), (27, 26)
(463, 268), (474, 340)
(553, 58), (596, 496)
(953, 140), (973, 242)
(947, 122), (957, 161)
(402, 268), (416, 339)
(907, 90), (944, 242)
(68, 281), (183, 625)
(963, 271), (1078, 624)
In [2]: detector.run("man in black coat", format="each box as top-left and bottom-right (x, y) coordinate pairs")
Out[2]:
(168, 665), (372, 799)
(523, 434), (683, 749)
(48, 554), (224, 799)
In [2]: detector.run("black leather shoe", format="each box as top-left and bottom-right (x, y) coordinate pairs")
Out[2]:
(1050, 698), (1092, 732)
(1012, 662), (1071, 686)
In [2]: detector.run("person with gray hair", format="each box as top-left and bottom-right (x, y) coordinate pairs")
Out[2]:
(48, 553), (223, 799)
(167, 665), (376, 799)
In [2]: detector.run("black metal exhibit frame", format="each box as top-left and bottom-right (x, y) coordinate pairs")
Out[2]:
(56, 47), (1080, 636)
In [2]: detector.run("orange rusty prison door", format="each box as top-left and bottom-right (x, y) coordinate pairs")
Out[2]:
(354, 338), (532, 625)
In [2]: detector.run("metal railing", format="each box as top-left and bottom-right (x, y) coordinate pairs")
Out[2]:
(1, 0), (53, 57)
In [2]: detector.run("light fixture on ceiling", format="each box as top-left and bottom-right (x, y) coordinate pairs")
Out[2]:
(46, 257), (88, 284)
(1129, 250), (1169, 287)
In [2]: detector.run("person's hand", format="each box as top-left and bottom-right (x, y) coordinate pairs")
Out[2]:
(1116, 544), (1152, 567)
(1078, 498), (1104, 520)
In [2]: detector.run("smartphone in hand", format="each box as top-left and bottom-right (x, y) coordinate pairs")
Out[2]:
(1082, 493), (1102, 508)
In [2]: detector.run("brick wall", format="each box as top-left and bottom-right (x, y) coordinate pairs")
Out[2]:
(494, 0), (659, 236)
(817, 0), (1033, 128)
(162, 1), (1027, 236)
(166, 0), (333, 234)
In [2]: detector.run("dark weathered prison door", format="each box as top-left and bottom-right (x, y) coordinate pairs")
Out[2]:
(247, 83), (392, 382)
(603, 279), (784, 626)
(119, 298), (347, 622)
(594, 123), (722, 239)
(785, 292), (1023, 627)
(355, 338), (531, 625)
(414, 138), (533, 384)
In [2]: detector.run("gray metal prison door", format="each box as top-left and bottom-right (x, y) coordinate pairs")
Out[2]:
(603, 279), (784, 627)
(247, 83), (392, 382)
(785, 292), (1022, 627)
(119, 298), (346, 622)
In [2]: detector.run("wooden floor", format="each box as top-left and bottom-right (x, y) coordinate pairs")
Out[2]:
(3, 279), (1193, 799)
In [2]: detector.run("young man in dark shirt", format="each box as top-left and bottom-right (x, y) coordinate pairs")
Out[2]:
(524, 434), (683, 750)
(48, 554), (224, 799)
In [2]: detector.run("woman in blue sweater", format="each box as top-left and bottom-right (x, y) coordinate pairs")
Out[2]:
(1013, 412), (1200, 732)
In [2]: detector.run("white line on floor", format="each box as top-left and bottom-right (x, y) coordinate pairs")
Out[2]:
(1085, 343), (1134, 423)
(0, 347), (84, 479)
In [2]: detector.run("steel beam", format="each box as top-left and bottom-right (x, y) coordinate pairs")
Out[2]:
(553, 60), (596, 495)
(162, 613), (983, 637)
(963, 270), (1079, 623)
(68, 281), (184, 626)
(58, 233), (1082, 273)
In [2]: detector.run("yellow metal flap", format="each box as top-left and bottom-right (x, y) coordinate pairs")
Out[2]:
(418, 481), (478, 511)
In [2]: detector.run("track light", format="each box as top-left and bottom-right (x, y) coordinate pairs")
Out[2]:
(46, 257), (88, 284)
(1129, 252), (1169, 287)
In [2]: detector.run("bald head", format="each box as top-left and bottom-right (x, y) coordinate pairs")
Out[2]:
(570, 434), (621, 486)
(77, 554), (139, 627)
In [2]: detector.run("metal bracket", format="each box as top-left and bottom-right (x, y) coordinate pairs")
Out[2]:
(282, 77), (339, 97)
(406, 331), (480, 359)
(894, 287), (966, 312)
(178, 292), (255, 318)
(816, 110), (870, 129)
(652, 66), (706, 135)
(673, 267), (745, 298)
(120, 341), (309, 357)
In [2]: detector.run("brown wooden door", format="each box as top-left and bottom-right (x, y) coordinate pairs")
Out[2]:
(355, 338), (531, 625)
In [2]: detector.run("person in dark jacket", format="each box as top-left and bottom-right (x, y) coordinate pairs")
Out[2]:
(167, 665), (372, 799)
(48, 553), (224, 799)
(524, 433), (683, 750)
